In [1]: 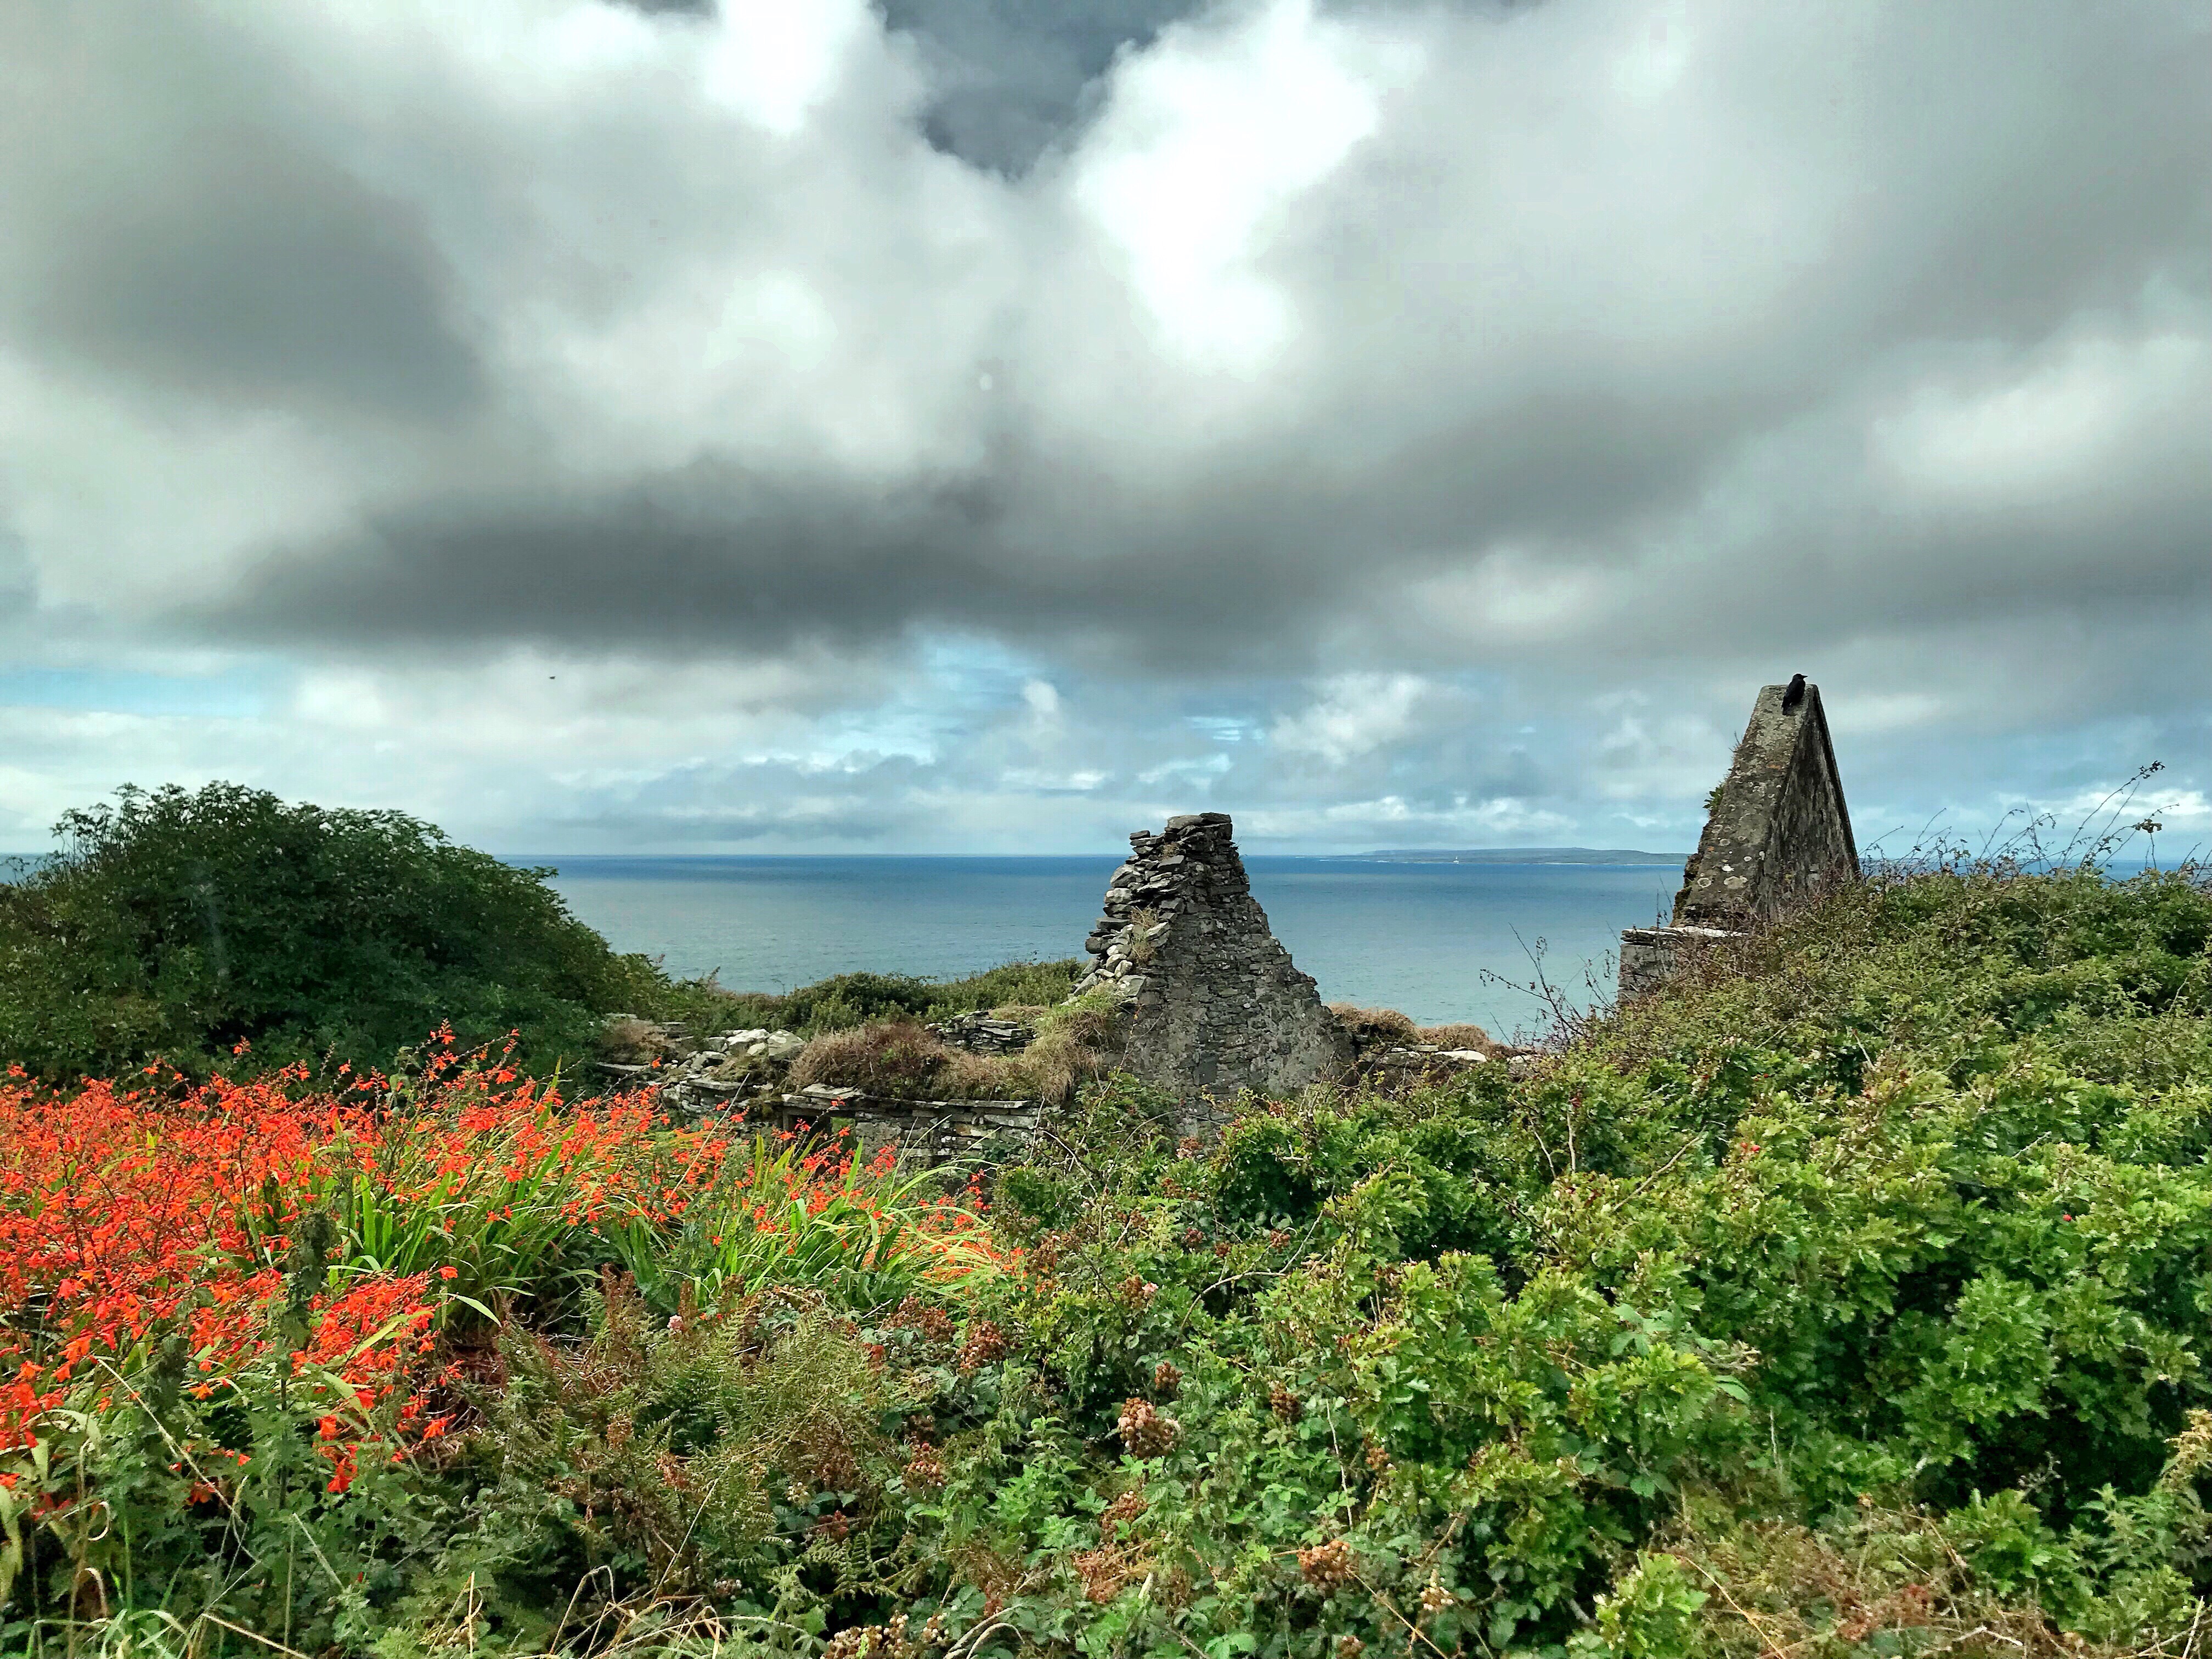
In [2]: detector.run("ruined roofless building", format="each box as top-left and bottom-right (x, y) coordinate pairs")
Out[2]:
(1074, 812), (1355, 1098)
(1620, 678), (1859, 999)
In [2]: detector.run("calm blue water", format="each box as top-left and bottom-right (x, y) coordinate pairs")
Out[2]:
(529, 856), (1687, 1040)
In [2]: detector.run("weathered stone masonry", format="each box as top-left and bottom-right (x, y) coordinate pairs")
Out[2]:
(1620, 678), (1859, 1000)
(1075, 812), (1355, 1098)
(1675, 679), (1858, 928)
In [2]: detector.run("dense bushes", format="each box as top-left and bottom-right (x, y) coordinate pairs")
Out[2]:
(0, 781), (1086, 1084)
(0, 783), (706, 1081)
(720, 960), (1086, 1037)
(4, 859), (2212, 1655)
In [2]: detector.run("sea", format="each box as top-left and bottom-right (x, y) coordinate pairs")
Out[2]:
(531, 855), (1689, 1041)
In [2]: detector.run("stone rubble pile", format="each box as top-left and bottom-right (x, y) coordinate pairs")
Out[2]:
(926, 1012), (1035, 1054)
(1362, 1040), (1494, 1074)
(596, 1019), (807, 1116)
(596, 1017), (1042, 1164)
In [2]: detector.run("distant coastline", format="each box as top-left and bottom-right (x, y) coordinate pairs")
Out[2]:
(1344, 847), (1689, 866)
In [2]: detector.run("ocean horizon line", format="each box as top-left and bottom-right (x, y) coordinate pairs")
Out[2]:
(494, 845), (1694, 866)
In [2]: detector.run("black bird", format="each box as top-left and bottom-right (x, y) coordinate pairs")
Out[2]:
(1781, 673), (1807, 713)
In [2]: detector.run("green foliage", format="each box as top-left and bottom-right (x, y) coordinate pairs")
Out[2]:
(19, 859), (2212, 1655)
(3, 1305), (460, 1656)
(606, 1135), (988, 1316)
(398, 1285), (906, 1644)
(0, 782), (700, 1082)
(1210, 1093), (1525, 1263)
(719, 960), (1085, 1037)
(927, 959), (1088, 1019)
(1577, 1553), (1709, 1658)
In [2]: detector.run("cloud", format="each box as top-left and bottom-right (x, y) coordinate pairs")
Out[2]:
(882, 0), (1204, 173)
(0, 0), (2204, 853)
(1269, 674), (1427, 765)
(1, 7), (483, 419)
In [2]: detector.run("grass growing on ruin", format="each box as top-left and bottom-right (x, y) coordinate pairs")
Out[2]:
(714, 961), (1087, 1038)
(788, 994), (1124, 1106)
(1327, 1003), (1506, 1056)
(6, 859), (2212, 1656)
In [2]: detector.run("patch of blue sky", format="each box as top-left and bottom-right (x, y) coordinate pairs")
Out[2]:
(917, 632), (1046, 701)
(1184, 714), (1254, 743)
(0, 666), (272, 718)
(817, 630), (1067, 761)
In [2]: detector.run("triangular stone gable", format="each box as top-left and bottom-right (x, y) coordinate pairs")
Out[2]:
(1673, 680), (1858, 928)
(1074, 812), (1354, 1098)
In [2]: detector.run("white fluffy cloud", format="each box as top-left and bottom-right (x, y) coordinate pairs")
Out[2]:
(0, 0), (2204, 853)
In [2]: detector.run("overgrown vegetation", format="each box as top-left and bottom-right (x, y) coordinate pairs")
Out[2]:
(0, 783), (1082, 1087)
(788, 995), (1122, 1106)
(1328, 1003), (1503, 1056)
(717, 960), (1087, 1038)
(6, 851), (2212, 1656)
(0, 783), (726, 1083)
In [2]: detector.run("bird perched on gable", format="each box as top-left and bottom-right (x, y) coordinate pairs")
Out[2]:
(1782, 673), (1807, 713)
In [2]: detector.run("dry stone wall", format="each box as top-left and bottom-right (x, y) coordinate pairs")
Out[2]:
(595, 1020), (1043, 1169)
(1617, 926), (1741, 1001)
(1074, 812), (1354, 1098)
(926, 1012), (1034, 1054)
(776, 1085), (1041, 1168)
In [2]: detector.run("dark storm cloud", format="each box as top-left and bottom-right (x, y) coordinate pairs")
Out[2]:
(195, 338), (1776, 668)
(611, 0), (1209, 172)
(1, 7), (482, 420)
(18, 133), (481, 420)
(207, 459), (1374, 672)
(160, 0), (2205, 687)
(215, 471), (1015, 654)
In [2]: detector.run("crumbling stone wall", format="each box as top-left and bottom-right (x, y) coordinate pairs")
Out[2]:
(1621, 678), (1859, 1001)
(1074, 812), (1353, 1098)
(777, 1085), (1041, 1169)
(1674, 680), (1858, 928)
(1617, 926), (1740, 1001)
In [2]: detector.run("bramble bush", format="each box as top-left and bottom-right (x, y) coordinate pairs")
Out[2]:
(2, 856), (2211, 1655)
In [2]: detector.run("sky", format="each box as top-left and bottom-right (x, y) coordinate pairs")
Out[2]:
(1, 0), (2207, 857)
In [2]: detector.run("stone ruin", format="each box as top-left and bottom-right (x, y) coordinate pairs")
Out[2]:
(1620, 676), (1859, 1000)
(599, 1019), (1046, 1168)
(1075, 811), (1355, 1098)
(611, 809), (1471, 1153)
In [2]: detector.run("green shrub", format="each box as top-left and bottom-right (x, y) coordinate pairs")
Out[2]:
(0, 782), (691, 1081)
(924, 958), (1086, 1017)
